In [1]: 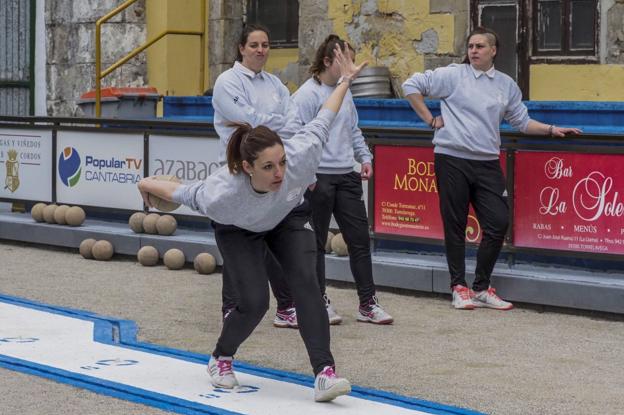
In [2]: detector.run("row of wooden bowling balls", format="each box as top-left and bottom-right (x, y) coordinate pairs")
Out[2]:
(32, 203), (85, 226)
(137, 246), (216, 274)
(129, 212), (177, 236)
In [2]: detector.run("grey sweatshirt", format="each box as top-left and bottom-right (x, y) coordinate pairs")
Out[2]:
(402, 63), (531, 160)
(171, 109), (335, 232)
(291, 78), (372, 174)
(212, 61), (300, 164)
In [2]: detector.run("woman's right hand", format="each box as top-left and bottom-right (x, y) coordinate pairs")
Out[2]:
(137, 177), (155, 208)
(333, 45), (368, 83)
(432, 115), (445, 129)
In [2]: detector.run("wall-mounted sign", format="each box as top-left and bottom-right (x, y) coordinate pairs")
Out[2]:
(148, 134), (221, 216)
(373, 144), (506, 243)
(514, 151), (624, 255)
(0, 128), (52, 202)
(56, 131), (144, 210)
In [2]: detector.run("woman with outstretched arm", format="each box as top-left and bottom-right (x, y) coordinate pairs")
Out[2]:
(137, 45), (367, 402)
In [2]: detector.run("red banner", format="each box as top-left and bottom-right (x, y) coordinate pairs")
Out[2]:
(373, 146), (442, 239)
(373, 145), (506, 242)
(514, 151), (624, 255)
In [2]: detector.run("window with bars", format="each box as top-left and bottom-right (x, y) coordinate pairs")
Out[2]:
(246, 0), (299, 48)
(533, 0), (597, 56)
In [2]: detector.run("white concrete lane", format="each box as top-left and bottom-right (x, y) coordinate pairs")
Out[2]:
(0, 298), (478, 415)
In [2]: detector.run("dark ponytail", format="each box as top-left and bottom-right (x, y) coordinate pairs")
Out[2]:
(226, 123), (283, 174)
(309, 34), (353, 77)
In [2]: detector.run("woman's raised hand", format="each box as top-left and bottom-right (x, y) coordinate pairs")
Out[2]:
(333, 45), (368, 82)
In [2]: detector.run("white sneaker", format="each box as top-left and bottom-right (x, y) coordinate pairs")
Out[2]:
(323, 295), (342, 325)
(356, 296), (393, 324)
(472, 287), (513, 310)
(451, 284), (475, 310)
(314, 366), (351, 402)
(207, 356), (239, 388)
(273, 306), (298, 328)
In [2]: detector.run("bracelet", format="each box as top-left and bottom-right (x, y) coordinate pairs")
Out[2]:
(548, 124), (555, 136)
(336, 76), (352, 87)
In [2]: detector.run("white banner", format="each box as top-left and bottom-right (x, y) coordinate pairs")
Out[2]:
(0, 128), (53, 202)
(148, 134), (221, 216)
(56, 131), (144, 210)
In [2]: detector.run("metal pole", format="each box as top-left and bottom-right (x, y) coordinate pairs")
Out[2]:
(95, 0), (138, 117)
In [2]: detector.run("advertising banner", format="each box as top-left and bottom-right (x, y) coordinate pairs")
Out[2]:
(0, 129), (53, 202)
(148, 134), (221, 216)
(373, 145), (506, 242)
(56, 131), (144, 210)
(514, 151), (624, 255)
(373, 145), (442, 239)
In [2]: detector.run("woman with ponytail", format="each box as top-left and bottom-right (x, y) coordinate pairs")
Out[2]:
(137, 45), (367, 403)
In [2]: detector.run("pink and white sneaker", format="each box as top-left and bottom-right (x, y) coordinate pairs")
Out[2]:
(314, 366), (351, 402)
(207, 356), (239, 388)
(472, 287), (513, 310)
(451, 284), (475, 310)
(273, 306), (298, 328)
(357, 296), (393, 324)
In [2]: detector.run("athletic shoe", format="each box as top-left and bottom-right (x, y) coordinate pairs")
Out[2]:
(314, 366), (351, 402)
(323, 295), (342, 325)
(207, 356), (239, 388)
(451, 284), (475, 310)
(472, 287), (514, 310)
(356, 296), (393, 324)
(273, 306), (298, 328)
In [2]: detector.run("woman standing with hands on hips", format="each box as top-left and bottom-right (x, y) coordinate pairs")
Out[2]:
(211, 24), (299, 327)
(138, 45), (367, 402)
(402, 27), (581, 310)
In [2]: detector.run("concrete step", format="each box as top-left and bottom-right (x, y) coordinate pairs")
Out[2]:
(2, 210), (623, 315)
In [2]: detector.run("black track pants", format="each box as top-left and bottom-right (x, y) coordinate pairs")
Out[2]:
(307, 172), (376, 304)
(212, 204), (333, 376)
(434, 153), (509, 292)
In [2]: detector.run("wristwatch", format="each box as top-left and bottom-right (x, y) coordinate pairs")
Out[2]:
(336, 76), (352, 87)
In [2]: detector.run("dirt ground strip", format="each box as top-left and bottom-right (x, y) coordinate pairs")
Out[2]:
(1, 240), (623, 415)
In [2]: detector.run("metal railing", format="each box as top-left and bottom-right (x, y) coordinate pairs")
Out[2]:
(95, 0), (205, 117)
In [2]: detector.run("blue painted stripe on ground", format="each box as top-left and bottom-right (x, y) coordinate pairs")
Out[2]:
(0, 293), (485, 415)
(0, 355), (241, 415)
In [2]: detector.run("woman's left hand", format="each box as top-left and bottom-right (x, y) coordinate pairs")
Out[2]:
(361, 163), (373, 180)
(334, 45), (368, 82)
(552, 126), (582, 137)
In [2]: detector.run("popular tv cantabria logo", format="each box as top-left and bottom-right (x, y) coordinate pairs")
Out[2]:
(58, 147), (82, 187)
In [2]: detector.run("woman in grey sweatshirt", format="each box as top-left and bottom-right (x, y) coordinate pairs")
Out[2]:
(211, 24), (297, 326)
(402, 27), (581, 311)
(137, 45), (367, 403)
(292, 35), (393, 325)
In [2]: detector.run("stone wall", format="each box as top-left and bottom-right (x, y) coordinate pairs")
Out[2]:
(297, 0), (465, 94)
(46, 0), (147, 116)
(606, 0), (624, 64)
(207, 1), (243, 89)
